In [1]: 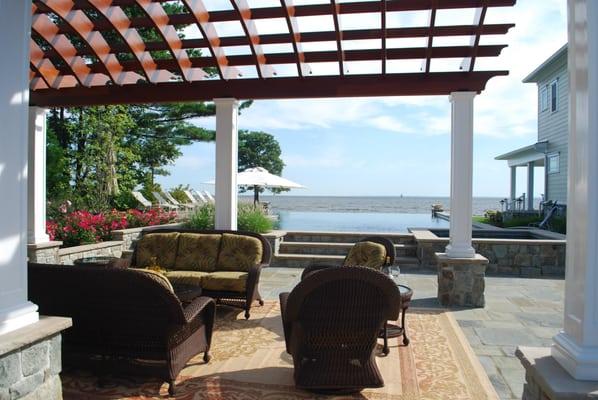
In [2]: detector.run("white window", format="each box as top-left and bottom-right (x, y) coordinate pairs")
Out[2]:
(540, 85), (549, 112)
(550, 79), (558, 112)
(547, 152), (560, 174)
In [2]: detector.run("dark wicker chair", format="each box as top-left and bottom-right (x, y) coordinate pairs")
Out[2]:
(279, 266), (401, 392)
(129, 227), (272, 319)
(28, 262), (216, 396)
(301, 235), (396, 279)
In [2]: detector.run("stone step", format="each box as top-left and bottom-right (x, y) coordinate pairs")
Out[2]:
(278, 241), (417, 256)
(270, 254), (420, 269)
(282, 231), (416, 245)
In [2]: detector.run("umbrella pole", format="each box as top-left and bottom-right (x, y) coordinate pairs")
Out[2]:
(253, 186), (259, 205)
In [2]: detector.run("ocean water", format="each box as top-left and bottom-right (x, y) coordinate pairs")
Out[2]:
(250, 196), (506, 233)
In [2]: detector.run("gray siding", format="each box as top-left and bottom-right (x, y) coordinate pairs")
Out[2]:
(535, 58), (568, 204)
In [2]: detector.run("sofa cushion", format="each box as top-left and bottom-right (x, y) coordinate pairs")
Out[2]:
(165, 270), (210, 287)
(136, 268), (175, 293)
(136, 233), (180, 269)
(216, 233), (263, 272)
(175, 233), (221, 272)
(344, 241), (387, 270)
(201, 271), (248, 293)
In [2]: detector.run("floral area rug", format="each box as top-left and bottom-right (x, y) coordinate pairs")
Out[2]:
(62, 301), (498, 400)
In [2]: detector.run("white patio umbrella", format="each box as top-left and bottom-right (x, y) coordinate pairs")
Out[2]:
(205, 167), (305, 203)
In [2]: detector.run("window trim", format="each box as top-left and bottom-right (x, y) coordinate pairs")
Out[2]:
(547, 152), (560, 174)
(540, 85), (549, 112)
(550, 78), (559, 113)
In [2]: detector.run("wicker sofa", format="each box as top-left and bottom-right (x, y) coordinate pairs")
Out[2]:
(28, 262), (215, 395)
(128, 227), (271, 319)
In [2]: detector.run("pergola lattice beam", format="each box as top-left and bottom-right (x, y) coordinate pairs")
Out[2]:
(29, 0), (516, 106)
(31, 72), (508, 107)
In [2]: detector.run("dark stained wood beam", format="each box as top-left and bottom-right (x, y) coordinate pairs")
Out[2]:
(31, 71), (509, 106)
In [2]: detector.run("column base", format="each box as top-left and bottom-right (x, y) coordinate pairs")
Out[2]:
(552, 332), (598, 381)
(445, 244), (476, 259)
(517, 346), (598, 400)
(0, 302), (39, 336)
(435, 253), (488, 307)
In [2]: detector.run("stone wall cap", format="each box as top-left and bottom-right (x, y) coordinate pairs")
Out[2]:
(27, 241), (63, 250)
(516, 346), (598, 398)
(263, 230), (287, 239)
(0, 316), (72, 357)
(111, 222), (182, 235)
(58, 240), (123, 256)
(434, 252), (489, 264)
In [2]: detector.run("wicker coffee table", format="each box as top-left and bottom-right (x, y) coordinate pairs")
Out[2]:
(381, 284), (413, 354)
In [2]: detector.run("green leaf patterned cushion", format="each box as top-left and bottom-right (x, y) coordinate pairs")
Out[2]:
(136, 268), (174, 293)
(201, 271), (248, 292)
(165, 270), (210, 287)
(344, 241), (387, 270)
(216, 233), (263, 272)
(174, 233), (221, 272)
(135, 233), (180, 269)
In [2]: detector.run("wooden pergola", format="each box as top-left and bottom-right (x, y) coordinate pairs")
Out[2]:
(30, 0), (514, 106)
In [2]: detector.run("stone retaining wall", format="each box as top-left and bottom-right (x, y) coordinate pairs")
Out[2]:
(413, 230), (566, 277)
(58, 241), (124, 265)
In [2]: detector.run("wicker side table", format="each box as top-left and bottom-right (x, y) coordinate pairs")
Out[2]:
(381, 284), (413, 354)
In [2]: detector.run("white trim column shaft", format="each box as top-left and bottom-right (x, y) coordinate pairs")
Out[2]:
(0, 0), (39, 335)
(214, 98), (239, 230)
(28, 107), (50, 244)
(552, 0), (598, 380)
(527, 161), (535, 210)
(510, 166), (517, 208)
(445, 92), (476, 259)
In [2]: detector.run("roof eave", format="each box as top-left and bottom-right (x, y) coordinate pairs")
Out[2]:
(522, 44), (568, 83)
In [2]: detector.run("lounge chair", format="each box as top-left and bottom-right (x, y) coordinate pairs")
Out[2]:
(184, 190), (204, 206)
(132, 191), (152, 210)
(163, 191), (195, 211)
(152, 191), (179, 211)
(203, 190), (215, 203)
(279, 266), (401, 392)
(191, 189), (208, 204)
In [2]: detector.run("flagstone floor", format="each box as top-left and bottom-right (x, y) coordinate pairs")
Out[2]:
(259, 268), (565, 400)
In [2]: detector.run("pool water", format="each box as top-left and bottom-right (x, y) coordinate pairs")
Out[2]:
(275, 211), (449, 233)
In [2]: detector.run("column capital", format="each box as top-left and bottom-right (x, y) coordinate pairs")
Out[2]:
(213, 98), (239, 107)
(449, 91), (477, 102)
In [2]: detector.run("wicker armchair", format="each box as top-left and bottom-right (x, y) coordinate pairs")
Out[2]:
(301, 235), (396, 279)
(28, 263), (216, 396)
(279, 266), (401, 392)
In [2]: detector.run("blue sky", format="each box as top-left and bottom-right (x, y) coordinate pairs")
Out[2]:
(158, 1), (567, 197)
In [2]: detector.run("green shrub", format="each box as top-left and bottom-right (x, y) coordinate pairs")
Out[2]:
(238, 204), (274, 233)
(186, 203), (215, 230)
(185, 203), (274, 233)
(484, 210), (503, 225)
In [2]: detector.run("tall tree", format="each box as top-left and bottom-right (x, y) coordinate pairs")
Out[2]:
(238, 130), (287, 202)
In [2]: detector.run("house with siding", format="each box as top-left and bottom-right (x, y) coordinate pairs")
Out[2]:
(495, 44), (568, 210)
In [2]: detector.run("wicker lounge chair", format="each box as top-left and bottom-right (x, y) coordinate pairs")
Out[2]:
(280, 266), (401, 392)
(28, 263), (215, 396)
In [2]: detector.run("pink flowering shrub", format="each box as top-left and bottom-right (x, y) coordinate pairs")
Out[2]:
(47, 209), (177, 247)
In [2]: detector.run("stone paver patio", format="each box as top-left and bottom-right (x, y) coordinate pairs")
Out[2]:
(259, 268), (564, 400)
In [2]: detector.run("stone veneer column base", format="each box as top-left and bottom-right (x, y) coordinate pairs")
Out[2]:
(0, 317), (71, 400)
(516, 346), (598, 400)
(435, 253), (488, 307)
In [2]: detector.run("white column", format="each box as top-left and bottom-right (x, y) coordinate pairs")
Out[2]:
(28, 107), (50, 244)
(445, 92), (476, 258)
(510, 166), (517, 208)
(214, 98), (238, 230)
(552, 0), (598, 380)
(0, 0), (39, 335)
(527, 161), (535, 210)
